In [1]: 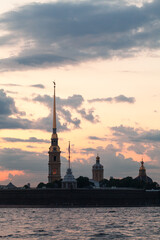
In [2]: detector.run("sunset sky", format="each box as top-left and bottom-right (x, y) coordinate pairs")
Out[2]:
(0, 0), (160, 186)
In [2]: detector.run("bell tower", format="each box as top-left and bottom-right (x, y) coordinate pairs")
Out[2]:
(48, 82), (61, 183)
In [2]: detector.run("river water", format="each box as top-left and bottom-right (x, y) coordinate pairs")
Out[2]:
(0, 207), (159, 239)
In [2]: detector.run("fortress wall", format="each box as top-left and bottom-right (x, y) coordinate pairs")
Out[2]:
(0, 189), (159, 207)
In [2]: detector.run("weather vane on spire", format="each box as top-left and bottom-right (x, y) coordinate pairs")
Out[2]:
(53, 81), (56, 88)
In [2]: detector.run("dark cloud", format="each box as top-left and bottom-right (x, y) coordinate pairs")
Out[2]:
(0, 148), (47, 172)
(0, 0), (160, 70)
(0, 144), (159, 185)
(34, 93), (99, 128)
(0, 89), (93, 131)
(6, 90), (18, 94)
(58, 95), (84, 109)
(110, 125), (160, 171)
(78, 108), (99, 123)
(127, 143), (147, 155)
(88, 136), (107, 141)
(0, 84), (21, 87)
(34, 94), (83, 130)
(0, 89), (18, 115)
(30, 84), (45, 89)
(0, 116), (33, 130)
(0, 89), (50, 131)
(34, 94), (84, 109)
(0, 83), (45, 89)
(0, 89), (32, 130)
(81, 148), (96, 153)
(114, 95), (135, 103)
(73, 144), (147, 179)
(111, 125), (160, 143)
(0, 147), (69, 186)
(83, 144), (159, 182)
(88, 95), (135, 104)
(3, 137), (50, 143)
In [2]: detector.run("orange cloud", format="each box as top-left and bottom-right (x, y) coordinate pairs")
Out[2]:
(0, 170), (24, 181)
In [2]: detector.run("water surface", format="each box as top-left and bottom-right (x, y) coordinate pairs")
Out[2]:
(0, 207), (159, 239)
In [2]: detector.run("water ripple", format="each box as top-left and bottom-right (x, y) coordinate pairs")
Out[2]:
(0, 207), (159, 239)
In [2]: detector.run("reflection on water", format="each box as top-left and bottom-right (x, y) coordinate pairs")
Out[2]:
(0, 208), (159, 239)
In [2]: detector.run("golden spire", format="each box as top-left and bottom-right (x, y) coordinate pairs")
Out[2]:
(139, 157), (146, 177)
(68, 141), (71, 169)
(140, 158), (145, 170)
(53, 81), (56, 134)
(96, 153), (100, 163)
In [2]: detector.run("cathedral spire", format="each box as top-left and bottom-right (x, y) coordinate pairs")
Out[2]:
(48, 81), (61, 183)
(53, 81), (56, 134)
(139, 158), (146, 177)
(68, 141), (71, 169)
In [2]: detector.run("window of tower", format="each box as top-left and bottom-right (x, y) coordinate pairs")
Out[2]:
(54, 156), (56, 161)
(53, 169), (57, 174)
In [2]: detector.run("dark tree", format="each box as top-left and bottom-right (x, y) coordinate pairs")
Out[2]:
(37, 182), (46, 188)
(76, 176), (93, 188)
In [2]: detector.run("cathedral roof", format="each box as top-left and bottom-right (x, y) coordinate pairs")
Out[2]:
(135, 159), (153, 183)
(62, 168), (77, 183)
(92, 155), (103, 169)
(135, 175), (153, 183)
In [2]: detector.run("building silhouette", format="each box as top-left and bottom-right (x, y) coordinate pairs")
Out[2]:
(48, 82), (61, 183)
(92, 155), (104, 182)
(135, 159), (153, 183)
(62, 142), (77, 189)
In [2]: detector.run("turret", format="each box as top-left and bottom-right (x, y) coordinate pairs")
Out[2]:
(92, 154), (104, 182)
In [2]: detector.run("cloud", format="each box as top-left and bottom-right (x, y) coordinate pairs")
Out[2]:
(0, 148), (47, 172)
(0, 89), (18, 115)
(34, 94), (83, 130)
(0, 83), (45, 89)
(81, 148), (96, 153)
(0, 89), (93, 132)
(34, 93), (99, 129)
(73, 144), (145, 179)
(110, 125), (160, 170)
(0, 0), (160, 70)
(81, 144), (159, 182)
(88, 95), (136, 104)
(114, 95), (135, 103)
(0, 148), (69, 186)
(0, 116), (32, 130)
(34, 94), (84, 109)
(2, 137), (50, 143)
(30, 84), (45, 89)
(0, 84), (21, 87)
(88, 136), (107, 141)
(127, 143), (147, 155)
(0, 89), (34, 130)
(0, 144), (159, 185)
(78, 108), (99, 123)
(111, 125), (160, 143)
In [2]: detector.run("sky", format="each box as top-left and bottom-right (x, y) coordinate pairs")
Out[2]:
(0, 0), (160, 186)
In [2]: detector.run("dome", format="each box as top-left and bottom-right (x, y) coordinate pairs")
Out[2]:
(134, 159), (153, 183)
(92, 155), (103, 170)
(92, 163), (103, 170)
(135, 175), (153, 183)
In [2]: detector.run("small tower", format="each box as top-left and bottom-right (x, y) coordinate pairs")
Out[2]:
(62, 142), (77, 189)
(139, 159), (146, 177)
(48, 82), (61, 183)
(92, 155), (104, 182)
(135, 159), (153, 183)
